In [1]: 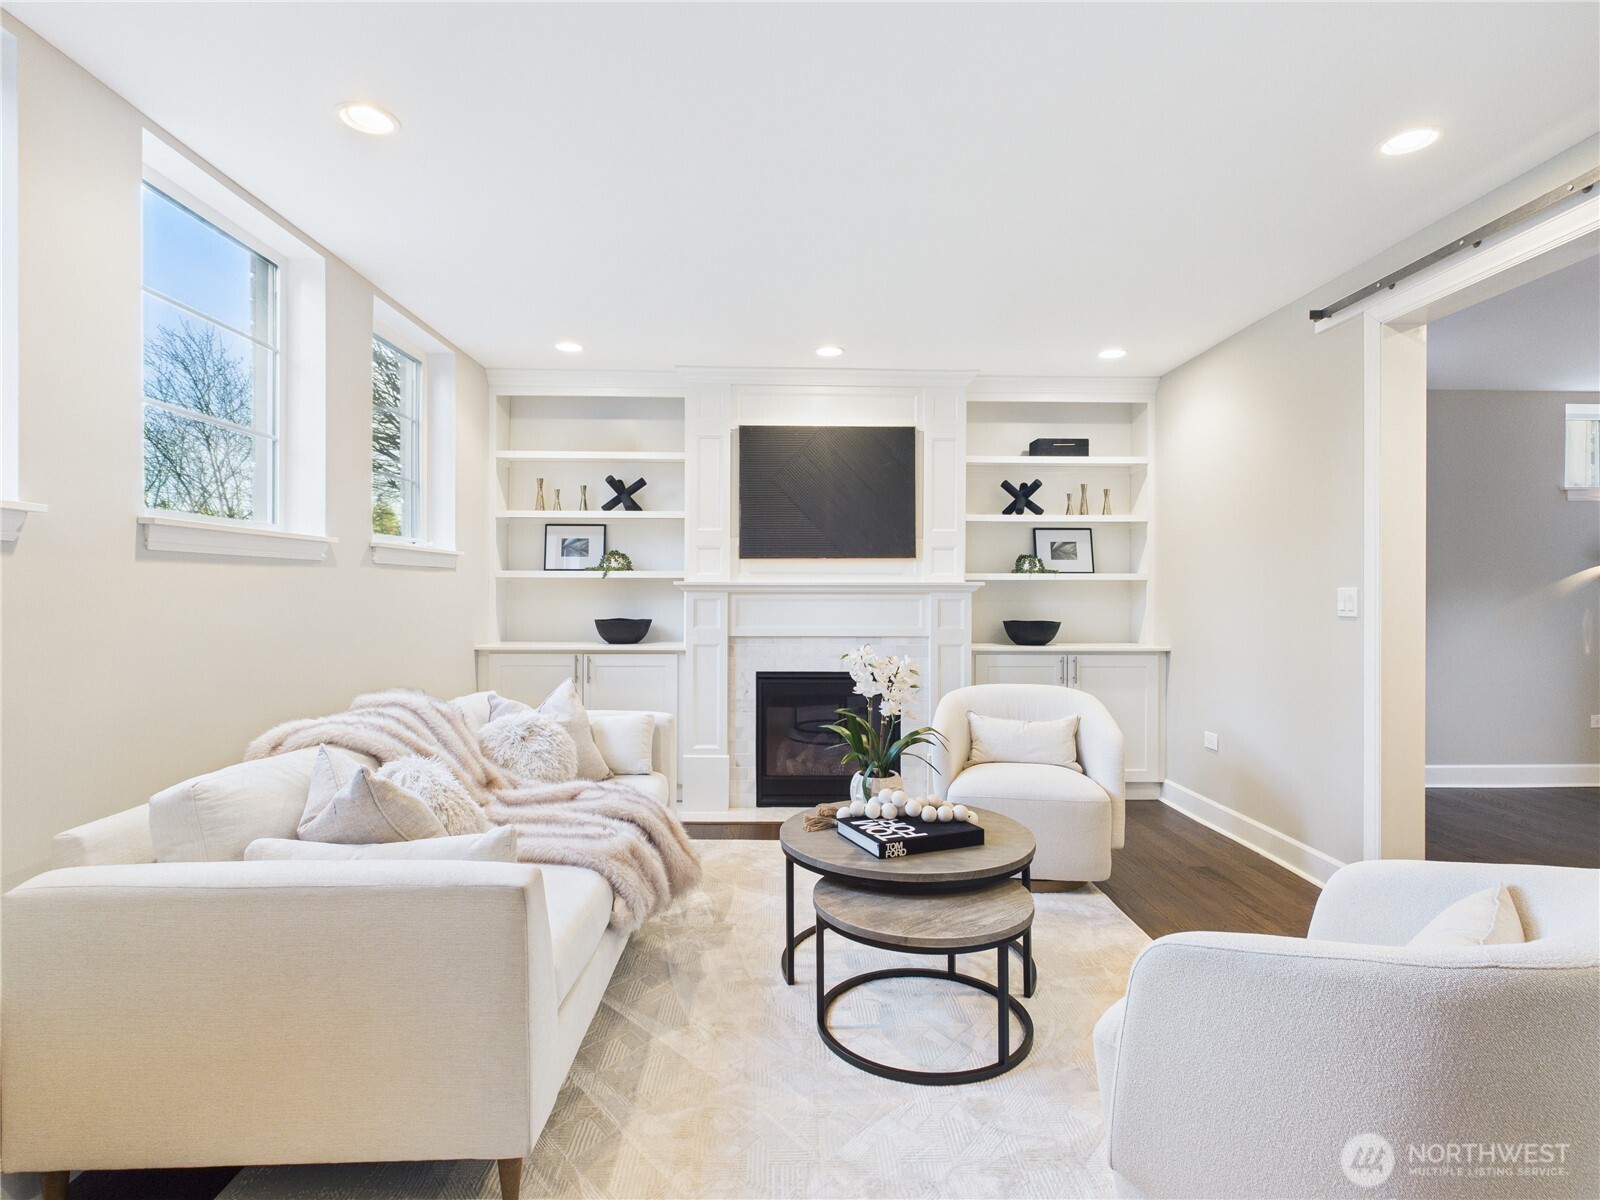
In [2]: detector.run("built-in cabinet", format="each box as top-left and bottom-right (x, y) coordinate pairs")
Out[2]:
(477, 647), (680, 713)
(973, 647), (1167, 786)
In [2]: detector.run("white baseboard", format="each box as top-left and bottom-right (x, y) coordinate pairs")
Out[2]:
(1159, 780), (1345, 887)
(1425, 764), (1600, 788)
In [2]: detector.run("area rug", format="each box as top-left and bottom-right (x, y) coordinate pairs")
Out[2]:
(221, 840), (1148, 1200)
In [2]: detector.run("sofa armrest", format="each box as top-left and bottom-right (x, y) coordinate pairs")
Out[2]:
(52, 804), (156, 867)
(2, 860), (559, 1173)
(1105, 931), (1600, 1198)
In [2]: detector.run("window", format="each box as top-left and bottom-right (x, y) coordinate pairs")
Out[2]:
(141, 183), (280, 522)
(1565, 403), (1599, 494)
(371, 334), (423, 539)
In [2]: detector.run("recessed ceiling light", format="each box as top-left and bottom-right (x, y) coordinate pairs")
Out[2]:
(1379, 128), (1440, 156)
(1098, 347), (1127, 360)
(554, 341), (583, 354)
(337, 103), (400, 136)
(815, 345), (844, 358)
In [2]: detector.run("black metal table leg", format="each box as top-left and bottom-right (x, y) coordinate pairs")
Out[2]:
(997, 944), (1010, 1063)
(946, 953), (956, 975)
(784, 856), (795, 985)
(815, 921), (826, 1025)
(1022, 926), (1035, 998)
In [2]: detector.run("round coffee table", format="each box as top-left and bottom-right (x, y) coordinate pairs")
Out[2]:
(813, 877), (1035, 1084)
(778, 810), (1036, 993)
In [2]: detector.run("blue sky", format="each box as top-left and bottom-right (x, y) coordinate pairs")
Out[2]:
(141, 183), (271, 338)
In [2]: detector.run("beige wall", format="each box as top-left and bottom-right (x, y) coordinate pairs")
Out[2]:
(0, 17), (491, 891)
(1427, 389), (1600, 768)
(1155, 136), (1600, 870)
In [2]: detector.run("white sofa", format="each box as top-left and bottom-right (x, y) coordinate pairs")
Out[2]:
(931, 683), (1124, 882)
(1, 697), (675, 1198)
(1094, 860), (1600, 1199)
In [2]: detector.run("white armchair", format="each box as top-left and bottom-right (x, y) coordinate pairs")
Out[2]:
(1094, 860), (1600, 1199)
(931, 684), (1124, 883)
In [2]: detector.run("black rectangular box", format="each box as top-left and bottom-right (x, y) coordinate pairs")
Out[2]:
(835, 814), (985, 858)
(1028, 438), (1089, 456)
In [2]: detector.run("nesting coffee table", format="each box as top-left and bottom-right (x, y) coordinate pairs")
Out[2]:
(777, 810), (1037, 995)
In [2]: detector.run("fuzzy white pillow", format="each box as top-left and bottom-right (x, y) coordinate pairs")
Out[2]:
(375, 755), (488, 836)
(479, 711), (579, 785)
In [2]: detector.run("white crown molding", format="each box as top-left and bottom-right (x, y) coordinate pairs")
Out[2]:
(370, 539), (461, 569)
(139, 514), (335, 561)
(0, 499), (46, 544)
(484, 368), (686, 397)
(676, 579), (984, 593)
(967, 375), (1160, 398)
(1426, 763), (1600, 788)
(675, 366), (978, 388)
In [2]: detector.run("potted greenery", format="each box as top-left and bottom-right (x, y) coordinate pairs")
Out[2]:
(823, 644), (946, 802)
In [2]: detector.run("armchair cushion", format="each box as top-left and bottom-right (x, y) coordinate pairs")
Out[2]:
(966, 711), (1082, 771)
(947, 761), (1109, 807)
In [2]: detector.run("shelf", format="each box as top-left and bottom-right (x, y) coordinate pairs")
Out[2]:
(964, 513), (1148, 524)
(494, 450), (685, 463)
(496, 510), (685, 520)
(496, 570), (685, 581)
(965, 455), (1148, 467)
(966, 573), (1148, 583)
(972, 642), (1170, 653)
(476, 641), (686, 653)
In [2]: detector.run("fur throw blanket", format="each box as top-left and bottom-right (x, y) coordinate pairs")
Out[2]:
(246, 689), (700, 931)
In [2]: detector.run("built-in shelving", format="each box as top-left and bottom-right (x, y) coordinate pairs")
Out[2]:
(964, 513), (1148, 524)
(494, 450), (686, 463)
(496, 570), (685, 581)
(965, 455), (1148, 467)
(475, 641), (686, 653)
(970, 642), (1170, 653)
(495, 510), (685, 521)
(965, 573), (1148, 583)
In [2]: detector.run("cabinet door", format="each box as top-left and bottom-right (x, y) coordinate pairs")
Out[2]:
(584, 653), (680, 714)
(1071, 653), (1165, 783)
(477, 652), (581, 706)
(973, 653), (1065, 687)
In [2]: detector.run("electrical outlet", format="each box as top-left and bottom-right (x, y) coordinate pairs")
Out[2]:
(1337, 587), (1359, 618)
(1204, 731), (1220, 752)
(1591, 715), (1600, 729)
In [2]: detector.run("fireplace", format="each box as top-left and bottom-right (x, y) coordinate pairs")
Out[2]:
(754, 671), (900, 806)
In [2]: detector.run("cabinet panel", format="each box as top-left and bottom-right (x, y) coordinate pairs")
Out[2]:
(585, 653), (680, 714)
(477, 652), (580, 705)
(1072, 653), (1165, 783)
(973, 653), (1064, 687)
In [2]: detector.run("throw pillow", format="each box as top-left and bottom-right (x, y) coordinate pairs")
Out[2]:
(487, 691), (534, 721)
(376, 755), (488, 836)
(480, 711), (579, 784)
(967, 711), (1083, 772)
(535, 678), (612, 780)
(590, 712), (656, 776)
(244, 826), (517, 862)
(1407, 884), (1526, 949)
(298, 756), (448, 844)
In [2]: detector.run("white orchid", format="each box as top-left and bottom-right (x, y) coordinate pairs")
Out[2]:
(826, 644), (945, 779)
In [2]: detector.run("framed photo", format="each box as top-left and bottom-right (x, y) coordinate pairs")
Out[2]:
(544, 523), (607, 571)
(1033, 527), (1094, 573)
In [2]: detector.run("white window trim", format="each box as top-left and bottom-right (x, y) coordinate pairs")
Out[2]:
(1565, 401), (1600, 497)
(140, 132), (327, 551)
(1, 30), (43, 543)
(371, 295), (457, 568)
(372, 327), (428, 543)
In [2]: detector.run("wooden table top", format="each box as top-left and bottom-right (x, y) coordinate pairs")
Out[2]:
(814, 877), (1035, 950)
(779, 810), (1035, 885)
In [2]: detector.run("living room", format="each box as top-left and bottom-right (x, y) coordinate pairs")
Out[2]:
(1, 4), (1596, 1200)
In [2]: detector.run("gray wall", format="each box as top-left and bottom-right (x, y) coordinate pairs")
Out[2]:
(1427, 390), (1600, 769)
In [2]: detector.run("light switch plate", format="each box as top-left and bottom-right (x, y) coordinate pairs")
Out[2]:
(1337, 587), (1359, 618)
(1204, 731), (1220, 751)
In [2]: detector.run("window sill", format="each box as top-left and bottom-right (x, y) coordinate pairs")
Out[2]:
(1, 500), (46, 545)
(370, 538), (461, 569)
(1562, 487), (1600, 502)
(139, 514), (336, 561)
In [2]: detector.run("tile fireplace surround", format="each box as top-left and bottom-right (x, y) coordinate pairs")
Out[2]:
(679, 582), (983, 810)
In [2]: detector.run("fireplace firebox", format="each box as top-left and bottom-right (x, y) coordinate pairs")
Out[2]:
(754, 671), (900, 806)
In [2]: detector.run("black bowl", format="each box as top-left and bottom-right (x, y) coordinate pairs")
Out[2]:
(595, 618), (652, 645)
(1003, 620), (1061, 647)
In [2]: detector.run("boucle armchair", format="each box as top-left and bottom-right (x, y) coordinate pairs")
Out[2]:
(931, 684), (1124, 883)
(1095, 860), (1600, 1199)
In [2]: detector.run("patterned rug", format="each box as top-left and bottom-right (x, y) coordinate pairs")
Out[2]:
(221, 840), (1148, 1200)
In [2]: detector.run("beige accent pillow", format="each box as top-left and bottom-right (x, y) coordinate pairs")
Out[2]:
(245, 826), (517, 862)
(480, 711), (579, 784)
(967, 711), (1082, 772)
(298, 750), (448, 844)
(149, 744), (375, 862)
(535, 678), (612, 781)
(375, 755), (488, 835)
(590, 712), (656, 776)
(1407, 884), (1526, 949)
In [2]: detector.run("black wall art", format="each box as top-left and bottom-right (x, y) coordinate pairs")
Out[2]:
(738, 426), (916, 558)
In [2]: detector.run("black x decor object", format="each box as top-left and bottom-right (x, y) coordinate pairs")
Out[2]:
(602, 475), (647, 511)
(1000, 478), (1044, 516)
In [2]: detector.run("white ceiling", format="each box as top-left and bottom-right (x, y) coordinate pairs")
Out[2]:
(9, 2), (1599, 374)
(1428, 254), (1600, 392)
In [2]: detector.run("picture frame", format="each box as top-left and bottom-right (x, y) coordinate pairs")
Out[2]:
(1033, 527), (1094, 573)
(544, 523), (607, 571)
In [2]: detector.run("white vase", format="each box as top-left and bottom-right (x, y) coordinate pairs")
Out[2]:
(850, 771), (905, 804)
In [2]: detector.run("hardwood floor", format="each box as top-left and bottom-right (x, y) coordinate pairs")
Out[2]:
(1427, 786), (1599, 868)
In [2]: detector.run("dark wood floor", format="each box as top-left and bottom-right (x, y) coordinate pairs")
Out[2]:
(59, 787), (1600, 1199)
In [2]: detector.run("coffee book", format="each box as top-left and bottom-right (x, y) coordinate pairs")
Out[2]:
(835, 814), (985, 859)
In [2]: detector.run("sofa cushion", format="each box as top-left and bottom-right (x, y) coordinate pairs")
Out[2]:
(967, 711), (1082, 772)
(243, 826), (518, 862)
(150, 745), (375, 862)
(536, 679), (613, 782)
(539, 864), (615, 1002)
(299, 761), (450, 845)
(590, 712), (656, 777)
(947, 761), (1109, 806)
(452, 691), (496, 734)
(1408, 884), (1526, 949)
(616, 771), (671, 807)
